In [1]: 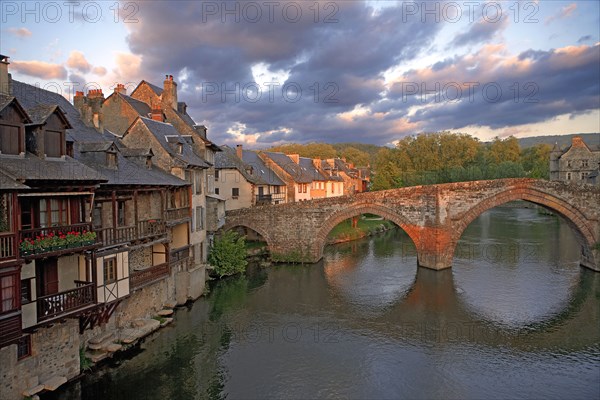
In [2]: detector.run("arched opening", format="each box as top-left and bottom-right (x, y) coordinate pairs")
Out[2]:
(450, 190), (597, 327)
(450, 188), (597, 270)
(318, 205), (420, 314)
(221, 223), (271, 258)
(315, 203), (421, 262)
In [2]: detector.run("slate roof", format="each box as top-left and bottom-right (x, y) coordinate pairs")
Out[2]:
(215, 146), (264, 185)
(120, 93), (152, 116)
(138, 117), (210, 169)
(25, 104), (70, 126)
(299, 157), (328, 182)
(261, 152), (314, 183)
(0, 94), (32, 123)
(0, 153), (106, 182)
(141, 80), (164, 96)
(0, 170), (29, 190)
(11, 80), (188, 188)
(241, 150), (285, 186)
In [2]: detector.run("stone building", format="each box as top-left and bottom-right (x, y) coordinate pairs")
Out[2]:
(215, 145), (287, 210)
(550, 136), (600, 184)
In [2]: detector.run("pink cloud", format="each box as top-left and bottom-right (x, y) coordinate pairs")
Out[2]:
(93, 66), (107, 76)
(546, 3), (577, 25)
(11, 60), (67, 80)
(66, 51), (92, 73)
(7, 27), (32, 38)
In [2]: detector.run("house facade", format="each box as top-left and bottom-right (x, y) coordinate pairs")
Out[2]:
(550, 136), (600, 185)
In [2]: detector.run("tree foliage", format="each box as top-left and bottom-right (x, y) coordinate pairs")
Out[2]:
(339, 147), (370, 167)
(208, 231), (248, 278)
(268, 143), (337, 159)
(371, 132), (545, 190)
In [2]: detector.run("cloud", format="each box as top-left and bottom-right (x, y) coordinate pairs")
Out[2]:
(114, 52), (142, 82)
(93, 66), (107, 76)
(11, 60), (67, 80)
(450, 15), (509, 48)
(7, 27), (32, 38)
(577, 35), (593, 44)
(66, 50), (92, 74)
(546, 3), (577, 25)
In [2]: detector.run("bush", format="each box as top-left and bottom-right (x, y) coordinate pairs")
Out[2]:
(209, 231), (248, 278)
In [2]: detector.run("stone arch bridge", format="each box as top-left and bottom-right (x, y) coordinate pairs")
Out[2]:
(223, 179), (600, 271)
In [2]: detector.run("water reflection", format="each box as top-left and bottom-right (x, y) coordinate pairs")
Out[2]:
(47, 207), (600, 400)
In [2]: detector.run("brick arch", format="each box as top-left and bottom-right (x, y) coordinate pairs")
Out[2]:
(221, 222), (273, 250)
(314, 202), (420, 259)
(451, 185), (597, 260)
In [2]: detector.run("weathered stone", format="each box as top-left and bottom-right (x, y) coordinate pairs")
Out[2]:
(42, 376), (67, 391)
(224, 179), (600, 271)
(163, 301), (177, 309)
(104, 343), (122, 352)
(157, 309), (173, 316)
(160, 318), (174, 327)
(88, 351), (108, 363)
(22, 385), (44, 397)
(88, 331), (114, 345)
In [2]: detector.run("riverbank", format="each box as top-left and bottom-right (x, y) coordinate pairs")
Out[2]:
(326, 217), (396, 244)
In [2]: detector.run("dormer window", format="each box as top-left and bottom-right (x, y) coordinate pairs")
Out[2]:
(146, 156), (152, 169)
(177, 143), (183, 154)
(0, 124), (21, 155)
(44, 130), (63, 158)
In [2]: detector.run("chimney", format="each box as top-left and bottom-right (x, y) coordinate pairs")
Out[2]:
(312, 158), (321, 169)
(288, 154), (300, 164)
(73, 91), (85, 112)
(114, 83), (126, 95)
(162, 74), (178, 111)
(87, 89), (104, 132)
(151, 108), (164, 122)
(326, 158), (336, 168)
(0, 54), (10, 95)
(236, 145), (243, 159)
(571, 136), (587, 149)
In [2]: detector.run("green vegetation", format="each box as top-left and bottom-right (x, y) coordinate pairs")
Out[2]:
(79, 346), (92, 372)
(371, 132), (550, 190)
(327, 216), (395, 243)
(152, 316), (167, 324)
(244, 240), (267, 251)
(267, 142), (374, 166)
(208, 231), (248, 278)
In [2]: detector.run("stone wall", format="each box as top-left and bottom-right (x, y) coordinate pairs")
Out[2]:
(1, 320), (80, 400)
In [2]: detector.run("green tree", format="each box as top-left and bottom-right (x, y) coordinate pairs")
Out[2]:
(208, 231), (248, 278)
(521, 144), (551, 179)
(268, 143), (337, 159)
(340, 147), (370, 167)
(487, 136), (521, 164)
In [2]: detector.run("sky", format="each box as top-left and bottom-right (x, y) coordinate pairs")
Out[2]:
(1, 0), (599, 148)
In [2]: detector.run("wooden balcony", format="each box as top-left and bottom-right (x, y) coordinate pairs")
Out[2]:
(130, 262), (170, 290)
(256, 193), (286, 205)
(37, 281), (96, 322)
(96, 219), (166, 247)
(19, 223), (98, 260)
(0, 232), (17, 261)
(166, 207), (190, 222)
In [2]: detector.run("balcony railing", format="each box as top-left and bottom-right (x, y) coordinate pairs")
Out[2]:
(0, 232), (17, 261)
(170, 245), (190, 262)
(37, 281), (95, 322)
(166, 207), (190, 221)
(256, 193), (286, 204)
(19, 223), (98, 259)
(96, 219), (166, 247)
(130, 262), (170, 290)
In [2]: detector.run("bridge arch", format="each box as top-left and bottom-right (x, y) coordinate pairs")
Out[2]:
(315, 202), (420, 261)
(450, 185), (598, 268)
(221, 221), (273, 252)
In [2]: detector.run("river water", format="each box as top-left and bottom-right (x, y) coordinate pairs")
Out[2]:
(50, 206), (600, 400)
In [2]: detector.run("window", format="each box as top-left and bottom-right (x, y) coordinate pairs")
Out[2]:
(191, 208), (195, 232)
(66, 142), (74, 157)
(215, 170), (219, 181)
(106, 152), (117, 168)
(0, 124), (21, 155)
(215, 188), (220, 195)
(232, 188), (239, 199)
(581, 172), (587, 180)
(44, 130), (63, 158)
(567, 160), (572, 168)
(196, 206), (204, 230)
(303, 184), (307, 193)
(20, 279), (32, 304)
(93, 204), (102, 229)
(38, 198), (70, 228)
(117, 201), (125, 226)
(583, 160), (589, 168)
(194, 171), (202, 195)
(17, 335), (31, 360)
(0, 274), (18, 314)
(103, 258), (117, 284)
(567, 172), (572, 180)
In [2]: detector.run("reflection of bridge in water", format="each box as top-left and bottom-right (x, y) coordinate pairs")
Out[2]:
(224, 179), (600, 271)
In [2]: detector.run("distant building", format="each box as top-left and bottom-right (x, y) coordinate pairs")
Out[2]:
(550, 136), (600, 185)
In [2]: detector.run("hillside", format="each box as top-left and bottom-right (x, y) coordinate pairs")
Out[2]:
(516, 133), (599, 149)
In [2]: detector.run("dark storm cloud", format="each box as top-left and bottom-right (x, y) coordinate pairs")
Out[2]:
(388, 44), (600, 132)
(124, 1), (442, 145)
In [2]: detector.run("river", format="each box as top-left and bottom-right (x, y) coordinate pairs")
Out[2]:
(48, 206), (600, 400)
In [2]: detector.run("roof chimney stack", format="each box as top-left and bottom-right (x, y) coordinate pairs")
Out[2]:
(0, 54), (10, 95)
(236, 144), (243, 159)
(163, 74), (178, 111)
(114, 83), (126, 95)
